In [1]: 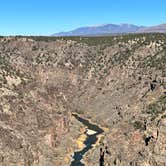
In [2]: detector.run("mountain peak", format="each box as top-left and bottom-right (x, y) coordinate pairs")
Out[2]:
(52, 23), (166, 36)
(52, 23), (144, 36)
(87, 24), (109, 28)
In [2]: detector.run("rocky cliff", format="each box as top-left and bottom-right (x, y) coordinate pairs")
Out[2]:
(0, 34), (165, 165)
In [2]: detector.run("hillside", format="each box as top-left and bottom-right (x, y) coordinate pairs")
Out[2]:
(0, 34), (165, 165)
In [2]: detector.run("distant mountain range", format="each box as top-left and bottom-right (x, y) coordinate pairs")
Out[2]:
(137, 23), (166, 33)
(52, 23), (166, 36)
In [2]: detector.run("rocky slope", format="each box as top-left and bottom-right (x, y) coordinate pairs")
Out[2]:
(0, 34), (165, 165)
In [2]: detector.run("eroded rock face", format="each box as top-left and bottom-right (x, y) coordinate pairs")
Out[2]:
(0, 34), (165, 165)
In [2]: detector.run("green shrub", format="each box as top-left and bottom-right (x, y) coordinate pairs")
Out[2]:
(133, 121), (144, 130)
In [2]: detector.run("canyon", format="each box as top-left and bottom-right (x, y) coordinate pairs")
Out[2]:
(0, 34), (165, 165)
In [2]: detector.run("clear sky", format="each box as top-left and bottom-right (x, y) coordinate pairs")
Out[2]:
(0, 0), (166, 35)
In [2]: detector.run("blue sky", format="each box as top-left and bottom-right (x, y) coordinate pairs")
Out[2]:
(0, 0), (166, 35)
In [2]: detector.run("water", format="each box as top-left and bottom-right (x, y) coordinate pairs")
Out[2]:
(70, 114), (104, 166)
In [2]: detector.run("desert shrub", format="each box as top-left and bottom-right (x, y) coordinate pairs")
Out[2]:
(146, 95), (166, 120)
(132, 121), (144, 130)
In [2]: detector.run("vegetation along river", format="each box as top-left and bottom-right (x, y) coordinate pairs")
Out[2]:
(70, 113), (104, 166)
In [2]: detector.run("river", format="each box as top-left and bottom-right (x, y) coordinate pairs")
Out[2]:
(70, 113), (104, 166)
